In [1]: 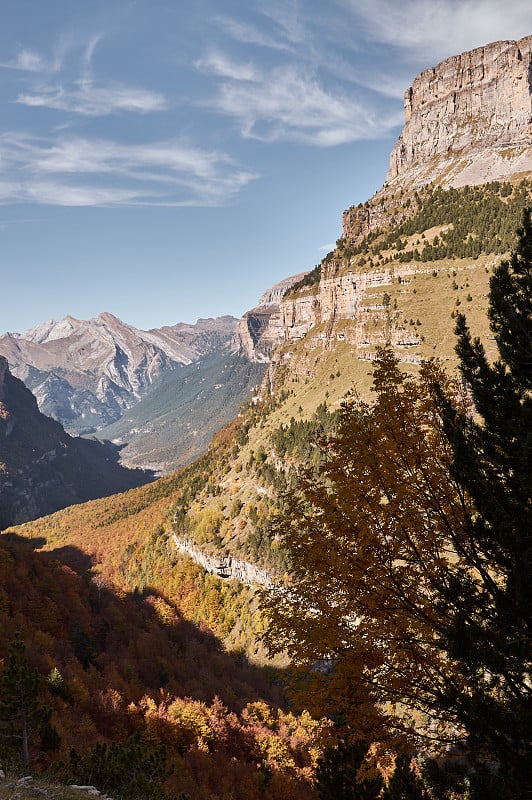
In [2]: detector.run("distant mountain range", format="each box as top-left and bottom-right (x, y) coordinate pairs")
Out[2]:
(0, 312), (254, 474)
(0, 356), (150, 528)
(96, 351), (267, 473)
(0, 312), (238, 435)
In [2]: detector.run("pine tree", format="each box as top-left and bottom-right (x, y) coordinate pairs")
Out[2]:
(68, 731), (171, 800)
(262, 213), (532, 797)
(437, 208), (532, 792)
(0, 633), (51, 766)
(315, 738), (382, 800)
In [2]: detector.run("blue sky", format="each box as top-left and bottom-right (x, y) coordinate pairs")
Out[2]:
(2, 0), (532, 333)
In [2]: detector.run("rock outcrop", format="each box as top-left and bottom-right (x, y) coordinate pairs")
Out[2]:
(172, 535), (272, 587)
(239, 262), (425, 364)
(388, 35), (532, 189)
(234, 273), (308, 361)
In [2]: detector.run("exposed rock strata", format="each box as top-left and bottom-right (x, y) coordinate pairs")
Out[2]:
(388, 35), (532, 189)
(239, 35), (532, 364)
(234, 273), (307, 361)
(172, 535), (272, 587)
(241, 263), (422, 364)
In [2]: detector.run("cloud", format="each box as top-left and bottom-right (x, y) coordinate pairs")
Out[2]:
(0, 49), (49, 72)
(17, 80), (168, 116)
(214, 17), (296, 54)
(343, 0), (532, 63)
(199, 59), (400, 146)
(0, 133), (257, 207)
(8, 35), (167, 117)
(196, 51), (257, 82)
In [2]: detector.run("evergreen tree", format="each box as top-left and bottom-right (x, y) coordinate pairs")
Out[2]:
(262, 215), (532, 797)
(436, 208), (532, 792)
(68, 731), (171, 800)
(0, 633), (52, 766)
(315, 738), (382, 800)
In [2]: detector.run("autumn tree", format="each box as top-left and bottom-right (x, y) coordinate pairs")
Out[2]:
(315, 738), (382, 800)
(262, 352), (476, 742)
(262, 214), (532, 796)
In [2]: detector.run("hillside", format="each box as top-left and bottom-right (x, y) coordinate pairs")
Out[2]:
(95, 352), (267, 474)
(0, 357), (151, 528)
(0, 531), (323, 799)
(2, 33), (532, 800)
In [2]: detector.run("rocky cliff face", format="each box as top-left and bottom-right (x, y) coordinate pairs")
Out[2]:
(0, 313), (238, 434)
(239, 35), (532, 364)
(388, 35), (532, 189)
(240, 261), (423, 366)
(234, 273), (308, 361)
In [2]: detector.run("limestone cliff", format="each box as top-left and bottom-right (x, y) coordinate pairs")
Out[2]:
(239, 34), (532, 366)
(234, 273), (308, 361)
(388, 35), (532, 189)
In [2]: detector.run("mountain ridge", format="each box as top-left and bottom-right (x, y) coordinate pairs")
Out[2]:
(0, 313), (238, 436)
(0, 355), (151, 528)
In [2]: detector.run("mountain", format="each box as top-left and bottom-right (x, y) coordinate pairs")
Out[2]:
(239, 36), (532, 384)
(0, 313), (238, 435)
(95, 351), (267, 474)
(3, 34), (532, 799)
(387, 34), (532, 190)
(0, 356), (151, 528)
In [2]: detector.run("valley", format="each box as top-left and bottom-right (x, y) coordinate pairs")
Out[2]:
(0, 32), (531, 800)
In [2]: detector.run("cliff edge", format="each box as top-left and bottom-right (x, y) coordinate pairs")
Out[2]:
(387, 35), (532, 189)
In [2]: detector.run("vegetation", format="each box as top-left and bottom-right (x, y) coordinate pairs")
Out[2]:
(289, 180), (532, 295)
(380, 182), (532, 262)
(3, 181), (532, 797)
(96, 353), (266, 474)
(0, 532), (327, 798)
(262, 213), (532, 797)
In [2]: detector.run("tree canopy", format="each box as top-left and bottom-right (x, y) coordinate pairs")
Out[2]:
(262, 211), (532, 796)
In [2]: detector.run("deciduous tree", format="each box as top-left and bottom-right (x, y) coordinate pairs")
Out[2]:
(262, 212), (532, 796)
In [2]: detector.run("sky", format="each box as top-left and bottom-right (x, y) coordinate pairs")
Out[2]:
(2, 0), (532, 334)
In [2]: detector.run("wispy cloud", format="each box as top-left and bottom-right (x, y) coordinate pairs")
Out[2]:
(196, 51), (257, 82)
(343, 0), (532, 64)
(17, 81), (168, 116)
(214, 17), (296, 54)
(0, 49), (49, 73)
(199, 58), (400, 146)
(8, 35), (168, 117)
(0, 133), (257, 207)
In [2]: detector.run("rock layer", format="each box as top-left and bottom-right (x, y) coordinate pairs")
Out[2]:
(388, 35), (532, 188)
